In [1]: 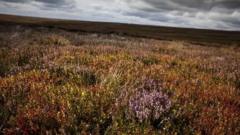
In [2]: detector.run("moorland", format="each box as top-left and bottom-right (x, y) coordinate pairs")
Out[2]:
(0, 14), (240, 134)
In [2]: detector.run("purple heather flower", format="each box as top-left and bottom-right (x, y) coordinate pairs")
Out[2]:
(128, 79), (171, 122)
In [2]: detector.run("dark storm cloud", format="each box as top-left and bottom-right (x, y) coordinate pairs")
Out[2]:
(138, 0), (240, 11)
(35, 0), (74, 7)
(0, 0), (29, 2)
(0, 0), (239, 30)
(0, 0), (73, 7)
(126, 0), (240, 29)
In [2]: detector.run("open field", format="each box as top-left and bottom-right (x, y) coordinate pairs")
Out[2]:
(0, 15), (240, 134)
(1, 14), (240, 46)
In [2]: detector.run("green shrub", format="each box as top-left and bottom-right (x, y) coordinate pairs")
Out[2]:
(0, 48), (11, 76)
(41, 35), (71, 46)
(18, 54), (30, 66)
(0, 62), (10, 76)
(151, 104), (194, 135)
(50, 66), (98, 86)
(141, 56), (159, 66)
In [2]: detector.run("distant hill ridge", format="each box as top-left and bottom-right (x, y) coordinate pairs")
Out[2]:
(0, 13), (240, 45)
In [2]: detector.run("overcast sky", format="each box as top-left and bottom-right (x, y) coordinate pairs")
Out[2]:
(0, 0), (240, 30)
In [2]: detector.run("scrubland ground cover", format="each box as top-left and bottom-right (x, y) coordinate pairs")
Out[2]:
(0, 25), (240, 135)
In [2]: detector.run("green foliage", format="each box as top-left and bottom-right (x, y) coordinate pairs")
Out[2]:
(40, 34), (71, 46)
(151, 104), (194, 135)
(0, 62), (9, 76)
(18, 53), (31, 66)
(141, 56), (159, 65)
(0, 48), (11, 76)
(50, 66), (98, 86)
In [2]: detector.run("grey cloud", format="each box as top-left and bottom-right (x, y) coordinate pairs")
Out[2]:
(139, 0), (240, 11)
(124, 0), (240, 29)
(0, 0), (30, 3)
(216, 0), (240, 9)
(36, 0), (66, 4)
(35, 0), (73, 6)
(0, 0), (240, 30)
(0, 0), (74, 7)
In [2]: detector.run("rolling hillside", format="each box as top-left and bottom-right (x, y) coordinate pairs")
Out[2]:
(0, 14), (240, 45)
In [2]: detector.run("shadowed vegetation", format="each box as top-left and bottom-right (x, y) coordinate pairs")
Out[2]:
(0, 24), (240, 135)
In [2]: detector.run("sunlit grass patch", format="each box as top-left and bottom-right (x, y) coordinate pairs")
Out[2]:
(40, 34), (71, 46)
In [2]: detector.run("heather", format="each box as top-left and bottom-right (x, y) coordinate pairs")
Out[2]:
(128, 79), (172, 123)
(0, 26), (240, 134)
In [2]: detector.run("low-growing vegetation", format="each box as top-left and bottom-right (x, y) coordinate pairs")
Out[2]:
(0, 25), (240, 134)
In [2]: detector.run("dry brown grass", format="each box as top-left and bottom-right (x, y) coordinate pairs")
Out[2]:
(0, 25), (239, 134)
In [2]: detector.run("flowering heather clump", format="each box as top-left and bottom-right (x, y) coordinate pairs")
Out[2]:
(129, 79), (171, 122)
(0, 25), (240, 134)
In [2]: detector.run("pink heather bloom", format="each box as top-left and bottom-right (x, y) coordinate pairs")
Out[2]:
(129, 79), (171, 122)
